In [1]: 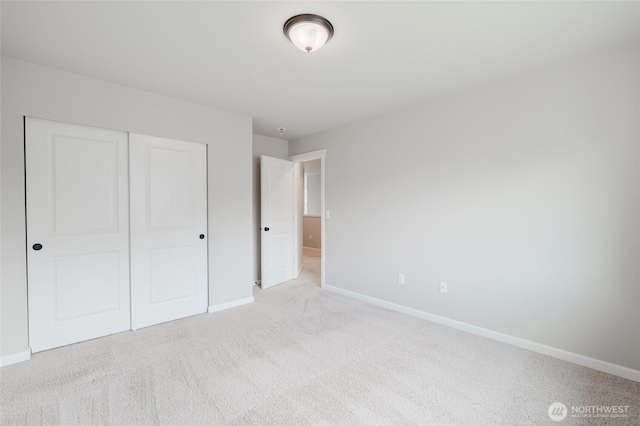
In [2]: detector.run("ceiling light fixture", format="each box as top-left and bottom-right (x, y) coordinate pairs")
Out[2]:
(283, 14), (334, 53)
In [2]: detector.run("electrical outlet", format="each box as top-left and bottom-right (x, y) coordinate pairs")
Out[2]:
(309, 234), (312, 239)
(398, 273), (405, 285)
(440, 282), (448, 294)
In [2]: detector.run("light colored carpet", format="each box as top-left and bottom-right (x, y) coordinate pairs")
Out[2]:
(1, 248), (638, 425)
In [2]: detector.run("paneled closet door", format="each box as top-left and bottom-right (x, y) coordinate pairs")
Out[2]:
(129, 134), (208, 330)
(26, 117), (131, 353)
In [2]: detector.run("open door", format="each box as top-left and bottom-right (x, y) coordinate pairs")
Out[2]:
(260, 155), (294, 289)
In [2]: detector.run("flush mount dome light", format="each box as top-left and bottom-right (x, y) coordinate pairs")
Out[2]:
(284, 14), (334, 53)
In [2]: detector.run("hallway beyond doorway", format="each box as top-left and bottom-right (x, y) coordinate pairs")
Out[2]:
(300, 248), (320, 287)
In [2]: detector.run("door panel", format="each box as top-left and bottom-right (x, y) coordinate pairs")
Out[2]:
(147, 146), (196, 230)
(261, 155), (294, 289)
(51, 135), (120, 234)
(130, 134), (208, 330)
(149, 246), (197, 303)
(26, 117), (130, 352)
(53, 252), (121, 320)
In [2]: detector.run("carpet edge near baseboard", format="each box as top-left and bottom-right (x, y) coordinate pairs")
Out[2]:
(0, 349), (31, 367)
(322, 284), (640, 383)
(208, 296), (255, 314)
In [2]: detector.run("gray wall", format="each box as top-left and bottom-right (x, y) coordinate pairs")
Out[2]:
(290, 42), (640, 371)
(1, 57), (253, 358)
(305, 173), (322, 216)
(252, 134), (289, 282)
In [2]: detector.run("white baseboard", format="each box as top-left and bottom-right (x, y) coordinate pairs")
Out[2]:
(208, 296), (254, 313)
(323, 284), (640, 383)
(303, 246), (321, 251)
(0, 349), (31, 367)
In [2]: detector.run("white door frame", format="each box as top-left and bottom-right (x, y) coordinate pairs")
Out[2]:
(289, 149), (326, 288)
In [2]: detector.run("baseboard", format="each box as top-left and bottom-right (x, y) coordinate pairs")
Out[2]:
(0, 349), (31, 367)
(303, 246), (321, 251)
(208, 296), (254, 313)
(323, 284), (640, 383)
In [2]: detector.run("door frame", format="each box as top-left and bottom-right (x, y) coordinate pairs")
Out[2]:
(289, 149), (326, 288)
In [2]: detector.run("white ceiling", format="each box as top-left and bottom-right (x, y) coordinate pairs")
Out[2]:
(2, 1), (638, 140)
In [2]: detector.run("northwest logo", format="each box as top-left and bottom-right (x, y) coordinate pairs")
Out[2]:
(548, 402), (568, 422)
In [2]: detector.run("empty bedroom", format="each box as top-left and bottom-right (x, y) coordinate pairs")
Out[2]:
(1, 1), (639, 425)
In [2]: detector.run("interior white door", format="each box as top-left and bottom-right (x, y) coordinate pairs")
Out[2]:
(26, 117), (131, 352)
(261, 155), (294, 289)
(129, 134), (208, 329)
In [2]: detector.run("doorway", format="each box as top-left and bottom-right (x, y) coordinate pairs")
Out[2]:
(258, 149), (325, 290)
(300, 160), (322, 287)
(290, 150), (326, 288)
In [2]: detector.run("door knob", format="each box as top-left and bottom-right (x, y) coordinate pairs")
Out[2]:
(264, 227), (270, 232)
(32, 243), (43, 251)
(199, 234), (205, 239)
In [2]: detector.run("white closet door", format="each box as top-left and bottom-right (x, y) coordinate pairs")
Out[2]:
(129, 134), (208, 330)
(26, 117), (131, 353)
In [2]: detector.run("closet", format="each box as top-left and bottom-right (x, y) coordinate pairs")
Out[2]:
(26, 118), (208, 352)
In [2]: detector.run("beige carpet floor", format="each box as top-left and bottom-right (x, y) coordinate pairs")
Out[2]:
(1, 248), (638, 425)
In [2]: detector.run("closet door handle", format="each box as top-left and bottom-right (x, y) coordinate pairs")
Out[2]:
(199, 234), (205, 240)
(33, 243), (43, 251)
(264, 227), (270, 232)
